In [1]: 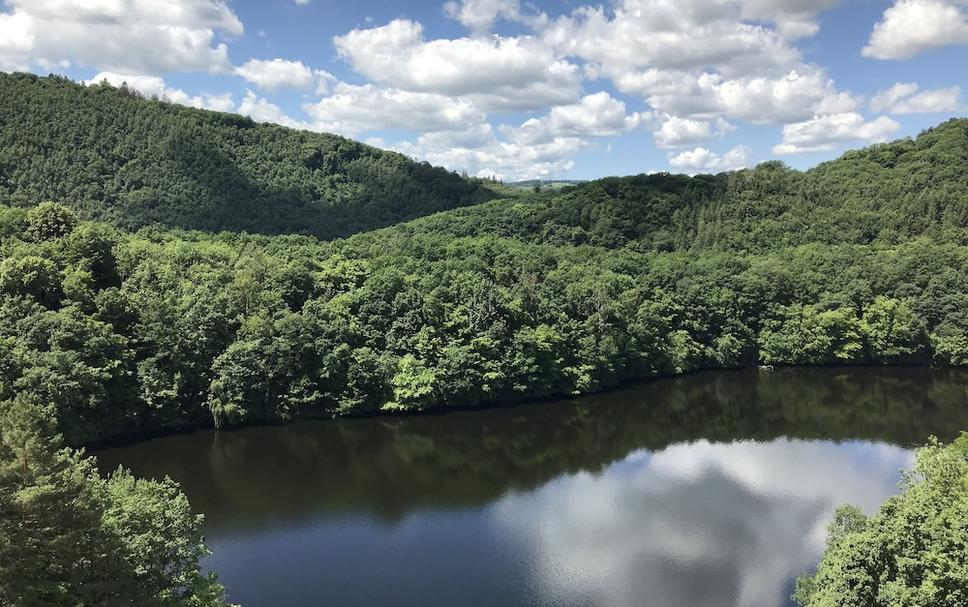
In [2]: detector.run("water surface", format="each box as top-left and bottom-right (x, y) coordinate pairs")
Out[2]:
(96, 367), (968, 607)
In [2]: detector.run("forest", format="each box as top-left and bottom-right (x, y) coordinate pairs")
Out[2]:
(0, 72), (491, 239)
(0, 82), (964, 445)
(1, 75), (967, 606)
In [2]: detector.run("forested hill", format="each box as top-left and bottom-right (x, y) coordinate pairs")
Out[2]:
(1, 76), (967, 447)
(397, 119), (968, 252)
(0, 72), (491, 238)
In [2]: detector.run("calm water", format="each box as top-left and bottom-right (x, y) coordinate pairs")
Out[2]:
(96, 368), (968, 607)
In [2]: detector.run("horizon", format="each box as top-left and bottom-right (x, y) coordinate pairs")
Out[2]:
(19, 70), (967, 185)
(1, 1), (966, 181)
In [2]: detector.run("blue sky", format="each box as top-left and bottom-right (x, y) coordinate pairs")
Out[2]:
(1, 0), (966, 180)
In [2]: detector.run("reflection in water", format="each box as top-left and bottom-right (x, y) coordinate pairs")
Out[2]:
(495, 440), (911, 607)
(95, 368), (968, 607)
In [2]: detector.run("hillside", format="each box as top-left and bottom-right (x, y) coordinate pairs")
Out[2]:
(0, 73), (491, 238)
(1, 119), (967, 445)
(394, 119), (968, 252)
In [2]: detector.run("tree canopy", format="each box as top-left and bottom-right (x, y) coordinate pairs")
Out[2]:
(795, 434), (968, 607)
(0, 73), (491, 239)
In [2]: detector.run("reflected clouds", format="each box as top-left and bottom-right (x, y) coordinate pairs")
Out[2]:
(94, 368), (967, 607)
(493, 439), (912, 607)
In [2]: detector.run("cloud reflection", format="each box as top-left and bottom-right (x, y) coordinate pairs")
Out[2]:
(493, 439), (913, 607)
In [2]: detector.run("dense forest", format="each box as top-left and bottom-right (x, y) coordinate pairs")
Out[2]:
(0, 74), (966, 606)
(2, 197), (966, 445)
(0, 73), (491, 238)
(0, 92), (964, 445)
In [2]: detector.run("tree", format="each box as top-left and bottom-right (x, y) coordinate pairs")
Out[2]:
(859, 296), (928, 363)
(795, 435), (968, 607)
(931, 312), (968, 367)
(0, 397), (230, 607)
(0, 256), (61, 307)
(759, 305), (864, 365)
(26, 202), (77, 241)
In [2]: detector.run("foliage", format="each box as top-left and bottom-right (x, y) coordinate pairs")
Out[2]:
(0, 116), (965, 446)
(0, 73), (491, 239)
(26, 202), (78, 242)
(795, 435), (968, 607)
(0, 397), (230, 607)
(0, 196), (963, 446)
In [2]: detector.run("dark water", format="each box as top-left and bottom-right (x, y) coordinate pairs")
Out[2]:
(96, 368), (968, 607)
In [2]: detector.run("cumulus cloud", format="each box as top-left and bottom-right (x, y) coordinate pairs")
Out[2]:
(0, 0), (242, 73)
(534, 1), (854, 130)
(237, 90), (313, 129)
(84, 71), (234, 112)
(870, 82), (961, 114)
(669, 145), (754, 174)
(333, 19), (581, 112)
(630, 69), (858, 125)
(773, 113), (901, 154)
(504, 92), (648, 145)
(542, 1), (803, 79)
(740, 0), (842, 39)
(443, 0), (547, 34)
(302, 83), (486, 137)
(235, 58), (335, 92)
(653, 116), (733, 149)
(389, 131), (582, 182)
(864, 0), (968, 59)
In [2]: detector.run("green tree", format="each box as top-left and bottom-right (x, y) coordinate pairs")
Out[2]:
(759, 305), (864, 365)
(795, 435), (968, 607)
(0, 398), (230, 607)
(931, 312), (968, 366)
(860, 296), (928, 363)
(0, 256), (61, 306)
(26, 202), (78, 241)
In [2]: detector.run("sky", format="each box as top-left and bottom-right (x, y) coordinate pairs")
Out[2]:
(0, 0), (966, 181)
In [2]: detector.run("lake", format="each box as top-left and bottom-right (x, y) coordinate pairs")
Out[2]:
(95, 367), (968, 607)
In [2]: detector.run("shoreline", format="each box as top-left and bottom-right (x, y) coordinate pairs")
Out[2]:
(86, 362), (955, 451)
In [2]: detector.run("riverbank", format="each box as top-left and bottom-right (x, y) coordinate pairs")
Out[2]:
(87, 363), (961, 450)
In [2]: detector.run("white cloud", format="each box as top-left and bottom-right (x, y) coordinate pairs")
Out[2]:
(307, 88), (641, 179)
(533, 1), (856, 131)
(505, 92), (648, 145)
(0, 0), (242, 73)
(631, 69), (857, 125)
(389, 131), (582, 182)
(870, 82), (961, 114)
(773, 113), (901, 154)
(443, 0), (547, 34)
(654, 116), (732, 149)
(84, 71), (234, 112)
(542, 1), (803, 79)
(302, 83), (487, 137)
(235, 58), (332, 91)
(864, 0), (968, 60)
(740, 0), (842, 38)
(237, 90), (311, 129)
(333, 19), (581, 112)
(669, 145), (754, 173)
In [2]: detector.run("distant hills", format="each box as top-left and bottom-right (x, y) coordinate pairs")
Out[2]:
(0, 72), (492, 239)
(506, 179), (586, 190)
(388, 119), (968, 253)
